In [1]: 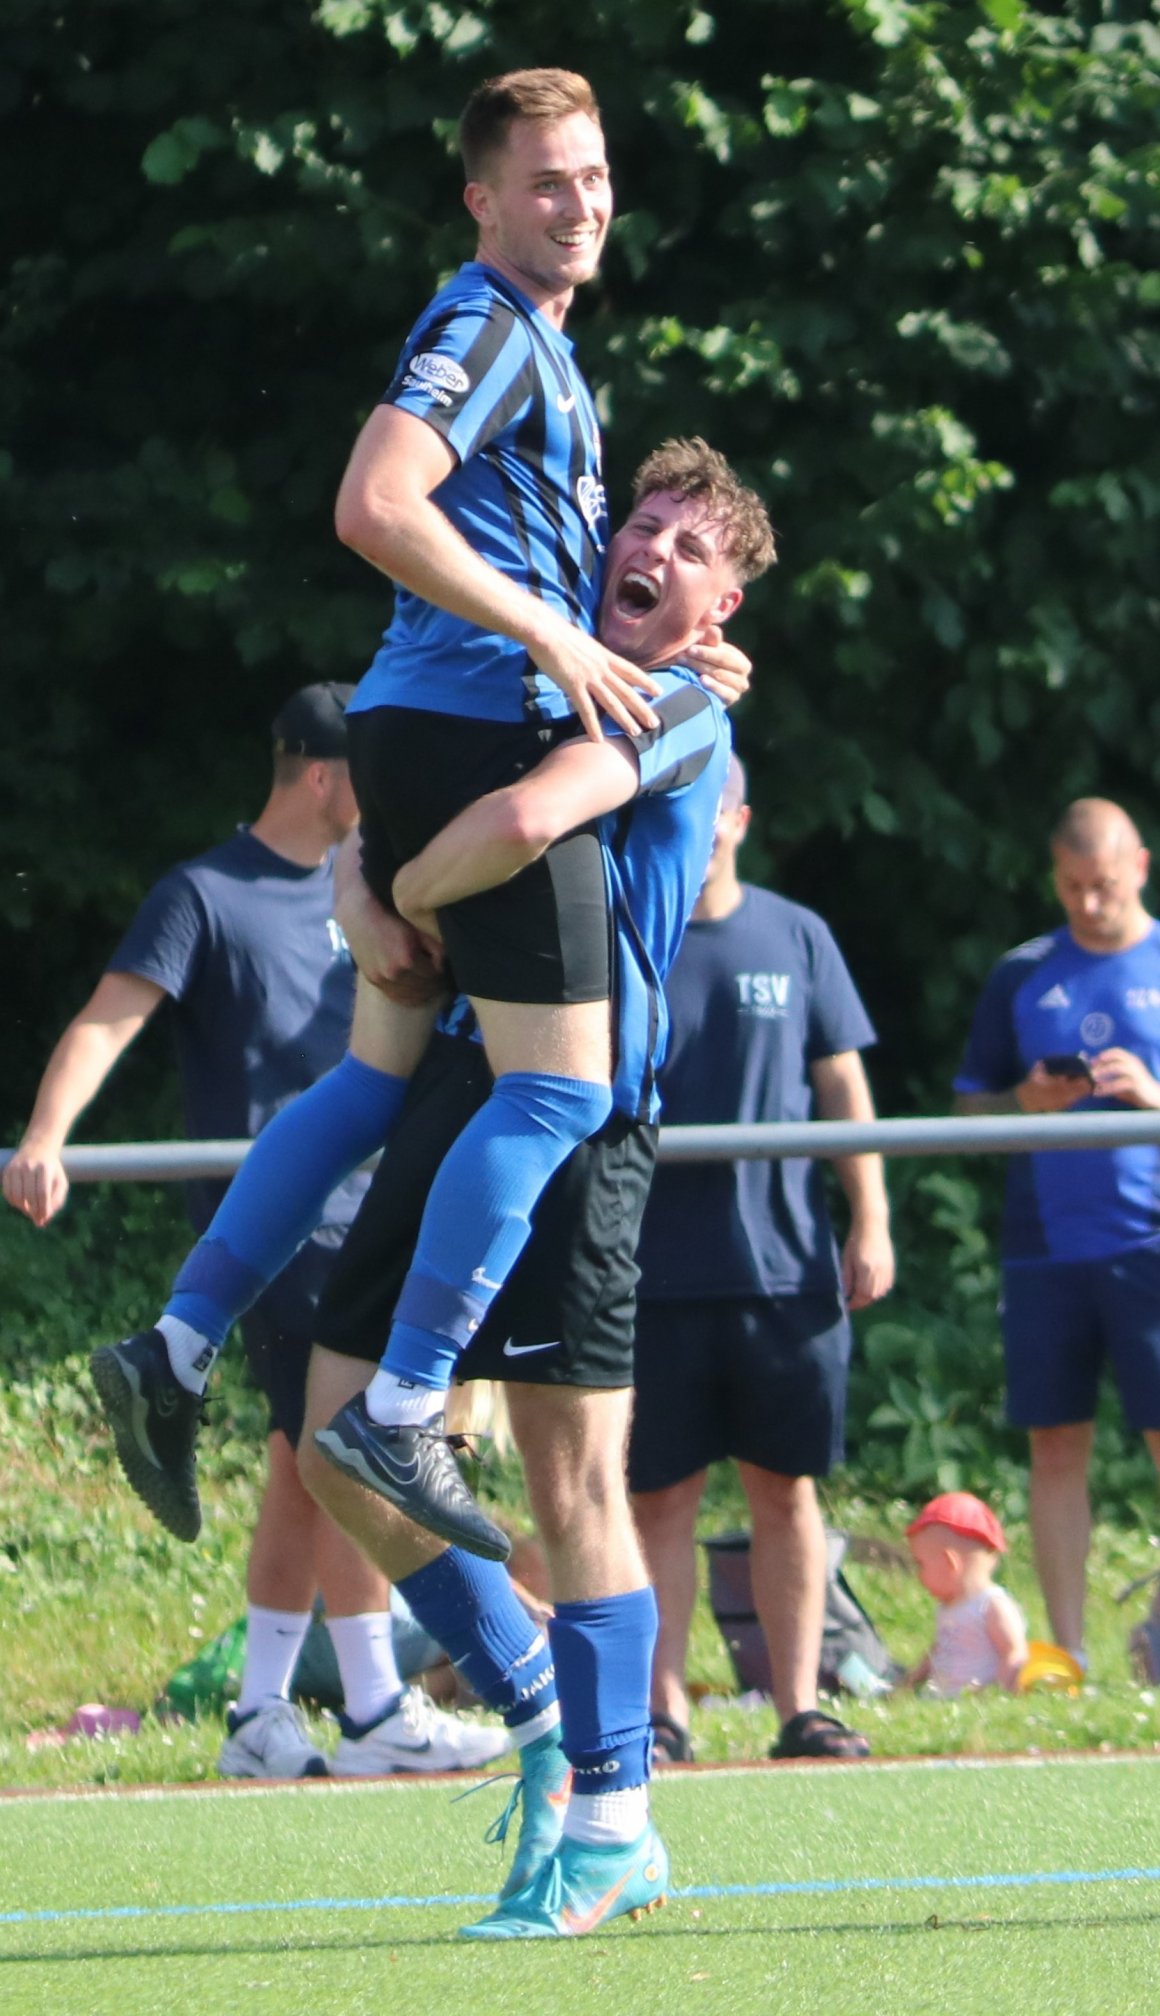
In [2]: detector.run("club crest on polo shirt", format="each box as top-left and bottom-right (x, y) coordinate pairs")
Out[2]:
(735, 970), (791, 1017)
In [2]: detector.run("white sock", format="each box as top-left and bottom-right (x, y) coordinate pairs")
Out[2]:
(563, 1784), (650, 1847)
(364, 1369), (445, 1427)
(157, 1313), (218, 1396)
(509, 1703), (562, 1750)
(328, 1611), (404, 1728)
(235, 1606), (311, 1717)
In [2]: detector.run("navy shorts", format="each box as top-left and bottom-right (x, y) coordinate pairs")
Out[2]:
(627, 1294), (851, 1494)
(239, 1239), (339, 1449)
(1000, 1239), (1160, 1430)
(315, 1033), (657, 1389)
(347, 705), (610, 1006)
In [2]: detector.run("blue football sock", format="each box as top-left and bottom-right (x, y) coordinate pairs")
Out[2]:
(398, 1549), (556, 1731)
(549, 1588), (658, 1793)
(383, 1070), (612, 1387)
(165, 1053), (407, 1345)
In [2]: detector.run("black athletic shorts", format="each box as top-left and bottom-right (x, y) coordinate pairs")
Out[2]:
(627, 1294), (852, 1493)
(314, 1033), (658, 1388)
(347, 705), (610, 1005)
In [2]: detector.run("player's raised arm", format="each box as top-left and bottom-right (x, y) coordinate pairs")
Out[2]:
(336, 406), (659, 741)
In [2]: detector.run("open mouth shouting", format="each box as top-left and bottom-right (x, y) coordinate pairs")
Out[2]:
(612, 569), (662, 619)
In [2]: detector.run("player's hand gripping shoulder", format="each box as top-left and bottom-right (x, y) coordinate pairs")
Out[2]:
(684, 626), (752, 707)
(526, 607), (661, 743)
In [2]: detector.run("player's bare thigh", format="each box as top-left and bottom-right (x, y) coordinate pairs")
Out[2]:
(472, 995), (612, 1085)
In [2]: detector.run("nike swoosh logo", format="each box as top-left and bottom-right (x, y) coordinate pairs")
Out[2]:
(370, 1444), (420, 1485)
(556, 393), (576, 413)
(472, 1266), (504, 1291)
(561, 1866), (634, 1935)
(502, 1338), (561, 1358)
(315, 1424), (419, 1489)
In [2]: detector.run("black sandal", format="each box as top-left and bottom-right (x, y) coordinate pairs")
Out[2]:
(769, 1709), (870, 1760)
(651, 1712), (695, 1764)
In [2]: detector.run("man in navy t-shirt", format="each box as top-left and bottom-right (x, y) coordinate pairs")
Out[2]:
(954, 797), (1160, 1679)
(629, 756), (895, 1763)
(3, 685), (506, 1782)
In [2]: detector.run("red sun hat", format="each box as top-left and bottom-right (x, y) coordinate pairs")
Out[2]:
(906, 1492), (1007, 1554)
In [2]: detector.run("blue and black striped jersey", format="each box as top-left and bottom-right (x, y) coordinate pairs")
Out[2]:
(348, 262), (607, 727)
(601, 668), (733, 1122)
(428, 667), (729, 1123)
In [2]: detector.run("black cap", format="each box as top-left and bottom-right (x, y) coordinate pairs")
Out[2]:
(270, 682), (355, 759)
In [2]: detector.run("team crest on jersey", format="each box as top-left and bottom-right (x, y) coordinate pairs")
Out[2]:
(407, 352), (470, 397)
(1080, 1011), (1114, 1047)
(577, 473), (607, 534)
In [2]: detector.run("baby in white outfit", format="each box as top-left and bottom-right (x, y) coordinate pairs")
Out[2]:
(904, 1491), (1028, 1696)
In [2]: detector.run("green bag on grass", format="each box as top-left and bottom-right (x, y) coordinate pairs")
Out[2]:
(155, 1618), (247, 1721)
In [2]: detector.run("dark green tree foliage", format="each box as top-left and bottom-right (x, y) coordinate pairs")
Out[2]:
(3, 0), (1158, 1119)
(3, 0), (1158, 1502)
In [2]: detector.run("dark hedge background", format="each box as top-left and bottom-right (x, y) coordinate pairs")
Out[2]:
(3, 0), (1159, 1503)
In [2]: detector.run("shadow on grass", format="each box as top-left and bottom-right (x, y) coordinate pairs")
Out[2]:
(5, 1904), (1160, 1966)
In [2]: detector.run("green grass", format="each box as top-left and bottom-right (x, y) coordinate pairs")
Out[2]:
(2, 1340), (1160, 1786)
(3, 1756), (1160, 2015)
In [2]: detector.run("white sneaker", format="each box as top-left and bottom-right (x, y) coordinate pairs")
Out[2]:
(332, 1686), (511, 1776)
(218, 1698), (329, 1780)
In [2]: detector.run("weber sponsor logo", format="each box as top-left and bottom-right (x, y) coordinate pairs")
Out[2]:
(402, 375), (453, 407)
(407, 351), (470, 396)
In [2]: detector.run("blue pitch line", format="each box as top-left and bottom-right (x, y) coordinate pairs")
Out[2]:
(4, 1866), (1160, 1931)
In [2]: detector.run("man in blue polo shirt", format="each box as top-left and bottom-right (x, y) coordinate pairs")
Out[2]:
(629, 756), (895, 1762)
(954, 797), (1160, 1679)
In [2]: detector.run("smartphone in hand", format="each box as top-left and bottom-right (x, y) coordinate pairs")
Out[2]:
(1041, 1053), (1094, 1084)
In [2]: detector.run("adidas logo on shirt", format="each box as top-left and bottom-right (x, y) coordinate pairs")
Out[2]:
(1037, 984), (1071, 1010)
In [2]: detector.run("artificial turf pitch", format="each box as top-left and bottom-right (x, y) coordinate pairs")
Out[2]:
(2, 1753), (1159, 2016)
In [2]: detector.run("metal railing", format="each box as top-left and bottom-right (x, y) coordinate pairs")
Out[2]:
(5, 1109), (1160, 1183)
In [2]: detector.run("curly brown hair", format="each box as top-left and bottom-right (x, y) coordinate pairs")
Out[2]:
(632, 438), (776, 583)
(459, 70), (602, 181)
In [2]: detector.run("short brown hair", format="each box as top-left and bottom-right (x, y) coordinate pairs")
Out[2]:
(631, 437), (777, 584)
(459, 69), (602, 181)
